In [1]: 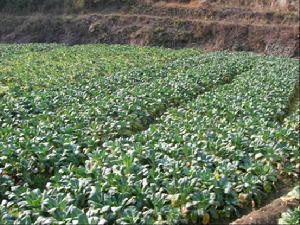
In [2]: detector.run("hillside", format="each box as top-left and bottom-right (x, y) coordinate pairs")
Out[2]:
(0, 0), (299, 56)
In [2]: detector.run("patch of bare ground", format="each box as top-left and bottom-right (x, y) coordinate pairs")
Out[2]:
(231, 198), (298, 224)
(0, 0), (299, 56)
(0, 12), (299, 56)
(152, 0), (299, 12)
(126, 4), (298, 25)
(206, 178), (298, 225)
(230, 182), (299, 225)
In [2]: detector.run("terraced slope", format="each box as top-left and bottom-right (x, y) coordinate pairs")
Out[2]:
(0, 0), (299, 56)
(0, 44), (299, 224)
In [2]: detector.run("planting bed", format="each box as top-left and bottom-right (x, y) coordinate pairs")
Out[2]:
(0, 44), (299, 224)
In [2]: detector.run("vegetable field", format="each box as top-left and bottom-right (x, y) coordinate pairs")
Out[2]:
(0, 44), (299, 224)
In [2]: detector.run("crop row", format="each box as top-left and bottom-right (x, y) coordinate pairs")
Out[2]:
(0, 44), (61, 56)
(0, 45), (299, 224)
(1, 44), (193, 101)
(1, 56), (297, 224)
(0, 44), (61, 66)
(0, 44), (199, 90)
(79, 57), (299, 224)
(0, 51), (257, 191)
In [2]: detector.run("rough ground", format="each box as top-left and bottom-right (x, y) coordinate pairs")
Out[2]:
(231, 184), (299, 225)
(0, 0), (299, 56)
(231, 197), (298, 224)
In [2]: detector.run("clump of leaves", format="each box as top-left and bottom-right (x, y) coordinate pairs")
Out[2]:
(278, 207), (300, 225)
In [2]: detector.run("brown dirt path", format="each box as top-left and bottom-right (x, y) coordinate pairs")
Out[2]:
(231, 193), (299, 224)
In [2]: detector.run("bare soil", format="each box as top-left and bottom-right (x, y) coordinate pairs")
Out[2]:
(231, 192), (299, 224)
(210, 178), (297, 225)
(0, 0), (299, 56)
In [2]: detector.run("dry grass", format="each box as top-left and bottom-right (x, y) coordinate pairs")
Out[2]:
(152, 0), (299, 13)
